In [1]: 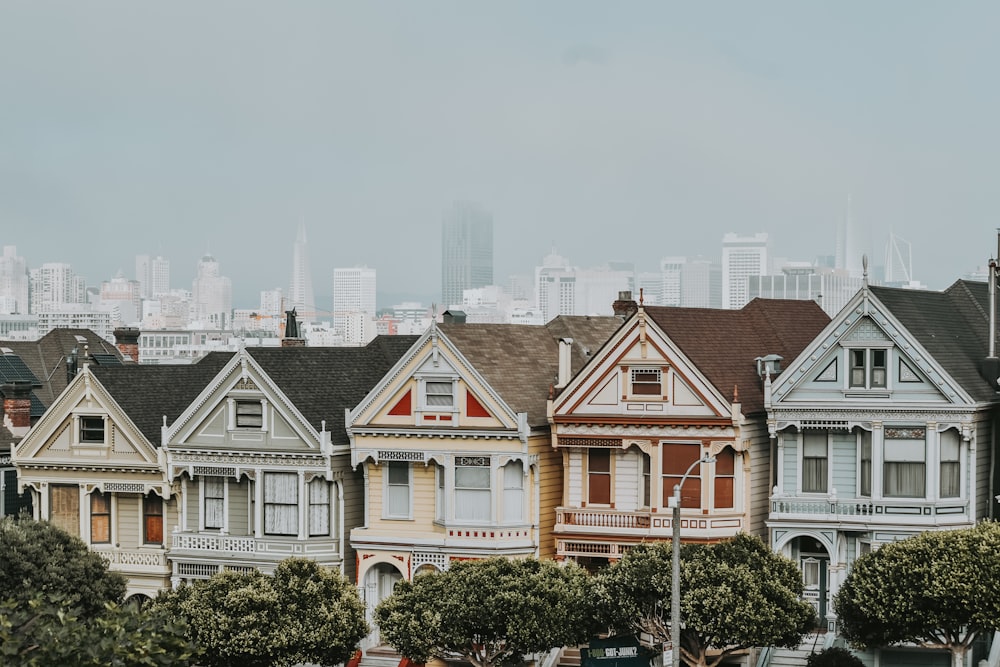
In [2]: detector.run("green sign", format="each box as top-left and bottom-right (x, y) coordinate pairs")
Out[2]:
(581, 636), (651, 667)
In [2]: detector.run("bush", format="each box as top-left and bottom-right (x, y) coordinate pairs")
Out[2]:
(805, 647), (865, 667)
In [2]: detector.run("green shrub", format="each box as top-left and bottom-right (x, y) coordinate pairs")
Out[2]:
(805, 647), (864, 667)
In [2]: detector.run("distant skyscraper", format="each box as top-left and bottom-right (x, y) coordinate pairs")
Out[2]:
(682, 257), (721, 308)
(721, 233), (769, 309)
(441, 202), (493, 308)
(29, 262), (87, 314)
(136, 254), (170, 299)
(884, 232), (914, 285)
(191, 253), (232, 328)
(289, 223), (315, 314)
(0, 246), (30, 314)
(333, 266), (377, 343)
(836, 195), (863, 277)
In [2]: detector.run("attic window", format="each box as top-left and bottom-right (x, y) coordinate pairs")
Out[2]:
(235, 400), (263, 428)
(425, 381), (454, 408)
(80, 416), (105, 443)
(630, 368), (662, 396)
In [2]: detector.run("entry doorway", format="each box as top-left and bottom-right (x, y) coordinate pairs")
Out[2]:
(361, 562), (404, 647)
(795, 537), (831, 629)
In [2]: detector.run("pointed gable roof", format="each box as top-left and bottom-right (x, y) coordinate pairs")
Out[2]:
(91, 352), (235, 445)
(245, 335), (420, 445)
(869, 280), (997, 403)
(438, 316), (623, 427)
(643, 299), (831, 415)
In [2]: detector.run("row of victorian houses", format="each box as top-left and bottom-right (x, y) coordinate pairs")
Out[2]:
(3, 269), (1000, 666)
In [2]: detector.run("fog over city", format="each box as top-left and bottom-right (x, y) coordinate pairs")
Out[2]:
(2, 2), (998, 308)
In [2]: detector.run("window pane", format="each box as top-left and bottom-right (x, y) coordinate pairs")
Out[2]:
(456, 489), (490, 521)
(589, 474), (611, 505)
(50, 485), (80, 537)
(589, 449), (610, 473)
(456, 467), (490, 488)
(884, 462), (925, 497)
(503, 462), (524, 523)
(387, 485), (410, 517)
(714, 477), (734, 509)
(387, 462), (409, 485)
(204, 478), (225, 529)
(860, 431), (872, 497)
(308, 479), (330, 536)
(144, 495), (163, 544)
(265, 473), (298, 536)
(802, 458), (828, 493)
(236, 401), (263, 428)
(632, 369), (662, 395)
(81, 416), (104, 442)
(91, 492), (110, 543)
(662, 443), (699, 475)
(426, 381), (453, 406)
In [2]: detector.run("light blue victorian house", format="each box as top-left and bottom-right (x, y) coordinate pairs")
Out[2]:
(765, 276), (1000, 663)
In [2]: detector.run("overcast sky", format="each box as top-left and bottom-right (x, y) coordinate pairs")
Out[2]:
(2, 2), (998, 309)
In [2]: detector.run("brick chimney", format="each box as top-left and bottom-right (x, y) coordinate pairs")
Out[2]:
(612, 291), (639, 319)
(2, 380), (33, 435)
(114, 327), (140, 362)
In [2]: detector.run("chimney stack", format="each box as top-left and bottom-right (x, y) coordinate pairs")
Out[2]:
(2, 380), (33, 434)
(612, 291), (639, 319)
(556, 337), (574, 388)
(114, 327), (140, 363)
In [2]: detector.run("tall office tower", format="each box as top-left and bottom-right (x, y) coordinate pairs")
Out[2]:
(29, 262), (87, 314)
(636, 272), (663, 306)
(721, 233), (769, 309)
(535, 250), (575, 322)
(441, 202), (493, 308)
(260, 288), (284, 317)
(191, 253), (233, 328)
(836, 195), (863, 277)
(681, 257), (722, 308)
(333, 266), (377, 343)
(660, 256), (686, 306)
(136, 254), (171, 299)
(884, 232), (914, 285)
(289, 223), (315, 314)
(0, 246), (30, 314)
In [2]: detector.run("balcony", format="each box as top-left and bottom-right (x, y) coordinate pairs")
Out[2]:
(170, 531), (341, 567)
(95, 547), (169, 576)
(769, 495), (971, 528)
(554, 507), (744, 542)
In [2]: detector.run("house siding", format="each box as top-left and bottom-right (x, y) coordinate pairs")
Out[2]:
(535, 434), (561, 561)
(744, 421), (770, 538)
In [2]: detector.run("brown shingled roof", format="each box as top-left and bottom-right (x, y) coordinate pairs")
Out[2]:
(643, 299), (831, 415)
(438, 316), (623, 427)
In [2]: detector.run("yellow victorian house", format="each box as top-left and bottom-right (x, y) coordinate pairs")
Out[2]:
(347, 315), (621, 642)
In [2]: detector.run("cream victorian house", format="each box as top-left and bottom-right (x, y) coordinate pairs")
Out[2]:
(347, 316), (621, 641)
(549, 298), (830, 569)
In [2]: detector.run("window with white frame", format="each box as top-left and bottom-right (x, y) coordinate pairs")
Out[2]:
(80, 416), (105, 443)
(939, 430), (960, 498)
(265, 472), (298, 535)
(849, 348), (887, 389)
(859, 430), (872, 497)
(587, 449), (611, 505)
(455, 457), (490, 522)
(884, 428), (926, 498)
(662, 442), (701, 509)
(424, 381), (454, 408)
(385, 462), (411, 518)
(203, 478), (225, 530)
(308, 478), (330, 536)
(235, 400), (263, 428)
(802, 431), (828, 493)
(503, 460), (523, 523)
(641, 453), (651, 508)
(714, 448), (735, 509)
(630, 368), (662, 396)
(435, 464), (445, 521)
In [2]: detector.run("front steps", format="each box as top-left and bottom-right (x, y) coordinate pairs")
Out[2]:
(766, 633), (826, 667)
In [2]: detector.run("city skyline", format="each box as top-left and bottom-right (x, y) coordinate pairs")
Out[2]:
(2, 3), (998, 306)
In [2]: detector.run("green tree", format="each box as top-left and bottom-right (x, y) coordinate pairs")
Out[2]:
(374, 557), (601, 667)
(152, 557), (368, 667)
(596, 533), (815, 667)
(834, 521), (1000, 667)
(0, 595), (199, 667)
(0, 516), (127, 618)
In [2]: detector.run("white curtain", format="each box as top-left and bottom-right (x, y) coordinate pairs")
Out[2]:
(456, 466), (490, 522)
(939, 430), (960, 498)
(308, 479), (330, 536)
(386, 462), (410, 517)
(503, 461), (523, 523)
(265, 473), (298, 535)
(884, 438), (926, 498)
(204, 478), (225, 529)
(802, 432), (828, 493)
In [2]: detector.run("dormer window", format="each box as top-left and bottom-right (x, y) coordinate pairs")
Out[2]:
(424, 381), (454, 409)
(235, 400), (263, 428)
(849, 349), (887, 389)
(630, 368), (662, 396)
(80, 416), (105, 443)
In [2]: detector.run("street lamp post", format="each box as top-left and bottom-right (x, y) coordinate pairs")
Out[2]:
(669, 453), (715, 667)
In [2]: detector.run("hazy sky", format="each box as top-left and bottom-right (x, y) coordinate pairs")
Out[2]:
(2, 2), (998, 309)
